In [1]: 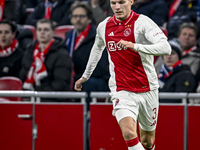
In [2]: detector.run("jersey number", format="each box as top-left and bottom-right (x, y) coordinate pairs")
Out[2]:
(152, 107), (157, 120)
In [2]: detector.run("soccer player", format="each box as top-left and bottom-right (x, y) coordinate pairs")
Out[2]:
(74, 0), (171, 149)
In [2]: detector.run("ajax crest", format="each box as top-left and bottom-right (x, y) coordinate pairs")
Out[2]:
(124, 28), (131, 36)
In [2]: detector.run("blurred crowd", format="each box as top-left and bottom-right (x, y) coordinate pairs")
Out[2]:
(0, 0), (200, 106)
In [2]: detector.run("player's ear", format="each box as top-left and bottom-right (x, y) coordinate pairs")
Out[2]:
(130, 0), (134, 5)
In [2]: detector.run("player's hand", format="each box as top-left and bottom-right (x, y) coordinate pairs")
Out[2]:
(74, 77), (87, 91)
(117, 39), (134, 50)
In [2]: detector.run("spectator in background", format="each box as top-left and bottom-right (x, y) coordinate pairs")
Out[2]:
(158, 39), (197, 103)
(155, 22), (200, 76)
(25, 0), (74, 27)
(20, 19), (72, 102)
(65, 1), (109, 109)
(131, 0), (168, 26)
(178, 22), (200, 75)
(0, 0), (27, 25)
(0, 19), (23, 78)
(167, 0), (199, 40)
(89, 0), (113, 25)
(0, 1), (34, 50)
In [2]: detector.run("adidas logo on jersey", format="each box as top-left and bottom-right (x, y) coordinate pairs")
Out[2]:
(108, 32), (114, 36)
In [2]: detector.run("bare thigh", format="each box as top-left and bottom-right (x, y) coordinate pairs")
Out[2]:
(118, 116), (138, 141)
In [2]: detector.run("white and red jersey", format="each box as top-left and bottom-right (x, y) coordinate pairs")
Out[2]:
(82, 11), (171, 93)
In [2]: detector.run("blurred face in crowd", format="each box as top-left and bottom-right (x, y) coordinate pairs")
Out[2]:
(178, 27), (197, 51)
(0, 24), (15, 48)
(71, 7), (91, 34)
(36, 23), (54, 44)
(163, 50), (179, 67)
(110, 0), (133, 21)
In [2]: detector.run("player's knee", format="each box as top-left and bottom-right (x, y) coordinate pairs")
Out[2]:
(140, 135), (155, 148)
(122, 128), (137, 141)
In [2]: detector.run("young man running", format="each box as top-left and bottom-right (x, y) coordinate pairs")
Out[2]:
(75, 0), (171, 149)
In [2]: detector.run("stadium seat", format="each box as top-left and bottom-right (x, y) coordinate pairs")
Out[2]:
(54, 25), (74, 39)
(23, 25), (36, 40)
(0, 76), (23, 101)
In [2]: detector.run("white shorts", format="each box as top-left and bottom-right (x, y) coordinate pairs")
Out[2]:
(110, 89), (159, 131)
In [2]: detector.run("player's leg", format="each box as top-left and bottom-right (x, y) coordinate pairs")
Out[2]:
(140, 128), (156, 150)
(115, 109), (145, 150)
(137, 89), (159, 150)
(111, 90), (145, 150)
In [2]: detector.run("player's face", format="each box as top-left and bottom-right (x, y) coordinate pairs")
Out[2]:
(36, 23), (54, 44)
(110, 0), (133, 21)
(71, 7), (91, 33)
(178, 28), (197, 50)
(0, 24), (15, 48)
(163, 50), (179, 67)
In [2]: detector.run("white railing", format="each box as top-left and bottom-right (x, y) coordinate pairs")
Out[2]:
(0, 90), (87, 150)
(1, 91), (200, 150)
(90, 92), (190, 103)
(0, 90), (87, 102)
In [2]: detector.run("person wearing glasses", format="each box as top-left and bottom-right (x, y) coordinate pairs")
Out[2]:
(65, 1), (110, 110)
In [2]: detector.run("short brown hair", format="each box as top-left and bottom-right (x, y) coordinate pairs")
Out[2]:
(36, 18), (55, 30)
(177, 22), (199, 39)
(70, 1), (93, 20)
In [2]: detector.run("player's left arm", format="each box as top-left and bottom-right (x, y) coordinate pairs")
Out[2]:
(133, 15), (171, 56)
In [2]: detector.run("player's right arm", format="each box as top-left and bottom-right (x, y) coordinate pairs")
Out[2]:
(74, 77), (87, 91)
(74, 18), (108, 91)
